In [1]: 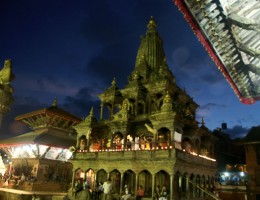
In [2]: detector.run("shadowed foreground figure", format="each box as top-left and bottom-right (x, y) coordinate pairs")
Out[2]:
(76, 186), (91, 200)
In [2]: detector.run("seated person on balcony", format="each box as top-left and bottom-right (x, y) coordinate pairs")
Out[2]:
(139, 137), (146, 150)
(122, 185), (131, 200)
(159, 185), (168, 200)
(126, 139), (132, 149)
(136, 185), (144, 200)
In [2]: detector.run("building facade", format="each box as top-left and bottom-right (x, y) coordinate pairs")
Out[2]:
(239, 126), (260, 200)
(70, 17), (217, 200)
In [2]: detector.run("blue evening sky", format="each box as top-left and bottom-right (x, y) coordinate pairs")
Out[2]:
(0, 0), (259, 139)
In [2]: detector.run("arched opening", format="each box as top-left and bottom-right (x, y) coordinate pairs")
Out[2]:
(195, 175), (200, 197)
(182, 138), (193, 153)
(129, 98), (135, 115)
(189, 174), (195, 198)
(137, 102), (145, 114)
(173, 171), (181, 199)
(102, 102), (112, 120)
(110, 170), (121, 194)
(195, 139), (200, 154)
(122, 170), (135, 194)
(155, 170), (170, 194)
(182, 173), (188, 196)
(157, 127), (170, 148)
(79, 135), (87, 150)
(139, 170), (152, 197)
(96, 169), (107, 184)
(85, 169), (95, 189)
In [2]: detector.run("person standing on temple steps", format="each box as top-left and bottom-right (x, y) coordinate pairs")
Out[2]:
(103, 178), (112, 200)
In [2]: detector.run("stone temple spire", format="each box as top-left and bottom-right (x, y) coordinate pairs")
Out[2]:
(132, 16), (168, 83)
(0, 59), (15, 128)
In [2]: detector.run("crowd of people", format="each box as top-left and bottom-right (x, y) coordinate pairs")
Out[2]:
(154, 185), (168, 200)
(74, 178), (168, 200)
(0, 172), (36, 188)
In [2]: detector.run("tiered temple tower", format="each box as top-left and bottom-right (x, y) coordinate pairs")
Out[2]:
(71, 17), (217, 200)
(0, 59), (14, 128)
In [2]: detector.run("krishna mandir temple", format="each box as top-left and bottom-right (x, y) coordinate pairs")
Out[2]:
(0, 17), (218, 199)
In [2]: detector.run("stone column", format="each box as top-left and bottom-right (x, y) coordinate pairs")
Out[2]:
(185, 175), (190, 199)
(201, 177), (205, 198)
(178, 175), (182, 199)
(135, 174), (139, 199)
(100, 104), (104, 120)
(192, 178), (196, 198)
(152, 174), (155, 199)
(120, 172), (124, 195)
(170, 173), (174, 200)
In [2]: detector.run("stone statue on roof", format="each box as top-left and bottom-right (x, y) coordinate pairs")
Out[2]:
(0, 60), (15, 94)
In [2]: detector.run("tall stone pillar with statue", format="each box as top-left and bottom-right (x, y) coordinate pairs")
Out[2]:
(0, 59), (15, 129)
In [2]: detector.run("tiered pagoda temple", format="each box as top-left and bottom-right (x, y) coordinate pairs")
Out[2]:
(70, 17), (217, 200)
(0, 99), (81, 192)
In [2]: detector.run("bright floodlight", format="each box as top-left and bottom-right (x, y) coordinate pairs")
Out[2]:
(224, 172), (229, 177)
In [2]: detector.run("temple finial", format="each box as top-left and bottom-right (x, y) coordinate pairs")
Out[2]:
(52, 97), (57, 107)
(147, 16), (157, 31)
(111, 78), (116, 86)
(201, 117), (205, 126)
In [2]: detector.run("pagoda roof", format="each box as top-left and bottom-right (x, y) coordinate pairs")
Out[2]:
(0, 128), (75, 148)
(15, 99), (82, 130)
(174, 0), (260, 104)
(15, 105), (81, 122)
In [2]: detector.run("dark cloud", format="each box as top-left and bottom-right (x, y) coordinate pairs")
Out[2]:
(36, 76), (66, 92)
(85, 42), (137, 88)
(225, 125), (249, 139)
(63, 87), (101, 118)
(0, 96), (45, 138)
(199, 103), (227, 110)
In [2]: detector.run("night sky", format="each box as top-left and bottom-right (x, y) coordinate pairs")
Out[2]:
(0, 0), (259, 139)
